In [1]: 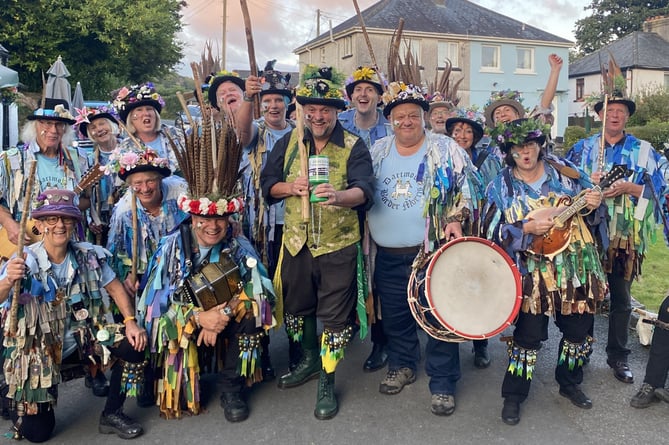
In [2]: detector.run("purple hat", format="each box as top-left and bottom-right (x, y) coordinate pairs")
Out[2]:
(31, 189), (83, 221)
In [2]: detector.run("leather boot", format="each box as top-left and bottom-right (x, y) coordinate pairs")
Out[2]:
(363, 342), (388, 372)
(314, 370), (337, 420)
(278, 348), (321, 388)
(278, 316), (320, 388)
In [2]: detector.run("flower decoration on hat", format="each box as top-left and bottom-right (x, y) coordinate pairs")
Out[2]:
(31, 188), (83, 221)
(491, 118), (551, 152)
(176, 76), (245, 217)
(484, 89), (524, 109)
(450, 107), (485, 127)
(296, 65), (345, 100)
(104, 145), (171, 181)
(345, 66), (385, 99)
(483, 89), (529, 128)
(259, 60), (292, 99)
(74, 104), (120, 137)
(113, 82), (165, 122)
(445, 107), (486, 146)
(381, 81), (429, 118)
(208, 70), (242, 87)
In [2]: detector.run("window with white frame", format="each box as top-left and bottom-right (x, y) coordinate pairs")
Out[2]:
(481, 45), (500, 71)
(576, 78), (584, 100)
(341, 36), (353, 57)
(438, 41), (459, 68)
(400, 39), (421, 65)
(516, 47), (534, 73)
(320, 46), (326, 64)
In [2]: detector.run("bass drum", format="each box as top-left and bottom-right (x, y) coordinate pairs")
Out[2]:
(408, 237), (522, 342)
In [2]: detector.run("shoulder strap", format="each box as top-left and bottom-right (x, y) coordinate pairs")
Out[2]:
(180, 222), (193, 269)
(474, 150), (489, 170)
(545, 158), (580, 179)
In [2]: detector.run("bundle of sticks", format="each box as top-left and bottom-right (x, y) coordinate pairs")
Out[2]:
(170, 62), (243, 200)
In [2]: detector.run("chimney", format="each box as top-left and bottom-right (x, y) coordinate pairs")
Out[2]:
(643, 15), (669, 42)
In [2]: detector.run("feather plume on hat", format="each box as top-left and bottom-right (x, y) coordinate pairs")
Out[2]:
(169, 63), (245, 217)
(586, 51), (636, 116)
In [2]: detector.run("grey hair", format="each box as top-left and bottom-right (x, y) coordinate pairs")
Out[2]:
(88, 118), (120, 142)
(20, 120), (76, 149)
(124, 108), (162, 135)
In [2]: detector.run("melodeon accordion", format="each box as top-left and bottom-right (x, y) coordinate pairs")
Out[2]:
(182, 252), (244, 311)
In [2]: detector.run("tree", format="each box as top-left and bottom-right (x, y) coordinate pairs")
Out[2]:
(573, 1), (669, 56)
(0, 0), (186, 99)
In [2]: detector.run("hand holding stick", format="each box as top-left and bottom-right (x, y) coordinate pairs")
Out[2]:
(9, 161), (37, 337)
(296, 103), (310, 222)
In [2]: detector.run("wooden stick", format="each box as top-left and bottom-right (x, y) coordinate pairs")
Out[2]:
(176, 91), (195, 129)
(295, 103), (310, 222)
(130, 189), (138, 284)
(239, 0), (261, 119)
(598, 94), (608, 172)
(353, 0), (382, 87)
(117, 121), (144, 150)
(9, 161), (37, 337)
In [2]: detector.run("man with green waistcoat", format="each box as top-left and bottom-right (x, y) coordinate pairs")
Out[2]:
(261, 65), (374, 420)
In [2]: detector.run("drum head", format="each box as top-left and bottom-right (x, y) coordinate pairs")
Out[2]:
(425, 237), (521, 339)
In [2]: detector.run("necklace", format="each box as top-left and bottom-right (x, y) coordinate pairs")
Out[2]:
(309, 204), (322, 248)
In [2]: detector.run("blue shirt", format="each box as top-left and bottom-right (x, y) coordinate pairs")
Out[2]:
(368, 140), (427, 247)
(338, 109), (390, 149)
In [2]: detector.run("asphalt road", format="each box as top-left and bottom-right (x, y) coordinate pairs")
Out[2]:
(8, 314), (668, 445)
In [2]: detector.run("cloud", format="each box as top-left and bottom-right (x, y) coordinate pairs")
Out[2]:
(178, 0), (590, 76)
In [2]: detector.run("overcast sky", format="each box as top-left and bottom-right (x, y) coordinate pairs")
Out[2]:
(177, 0), (592, 76)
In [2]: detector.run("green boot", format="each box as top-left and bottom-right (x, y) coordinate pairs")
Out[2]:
(314, 370), (337, 420)
(278, 316), (320, 389)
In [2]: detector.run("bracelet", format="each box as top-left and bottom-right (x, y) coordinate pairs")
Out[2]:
(243, 93), (254, 102)
(122, 315), (136, 324)
(193, 310), (201, 328)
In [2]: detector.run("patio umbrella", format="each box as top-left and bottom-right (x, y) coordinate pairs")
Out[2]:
(71, 81), (85, 113)
(0, 65), (19, 88)
(46, 55), (71, 107)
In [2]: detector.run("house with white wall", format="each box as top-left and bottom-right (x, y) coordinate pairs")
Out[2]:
(568, 16), (669, 119)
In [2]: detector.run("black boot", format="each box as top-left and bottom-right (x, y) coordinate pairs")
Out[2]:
(363, 342), (388, 372)
(279, 316), (320, 389)
(314, 370), (337, 420)
(220, 391), (249, 422)
(85, 370), (110, 397)
(99, 410), (143, 439)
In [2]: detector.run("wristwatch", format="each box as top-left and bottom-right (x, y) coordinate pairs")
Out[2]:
(243, 92), (254, 102)
(222, 306), (233, 316)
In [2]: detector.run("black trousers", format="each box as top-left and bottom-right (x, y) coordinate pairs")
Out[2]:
(502, 311), (593, 403)
(103, 338), (147, 414)
(606, 261), (633, 362)
(280, 244), (357, 332)
(643, 295), (669, 388)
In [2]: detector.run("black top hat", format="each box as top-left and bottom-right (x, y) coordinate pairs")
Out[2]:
(27, 98), (76, 125)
